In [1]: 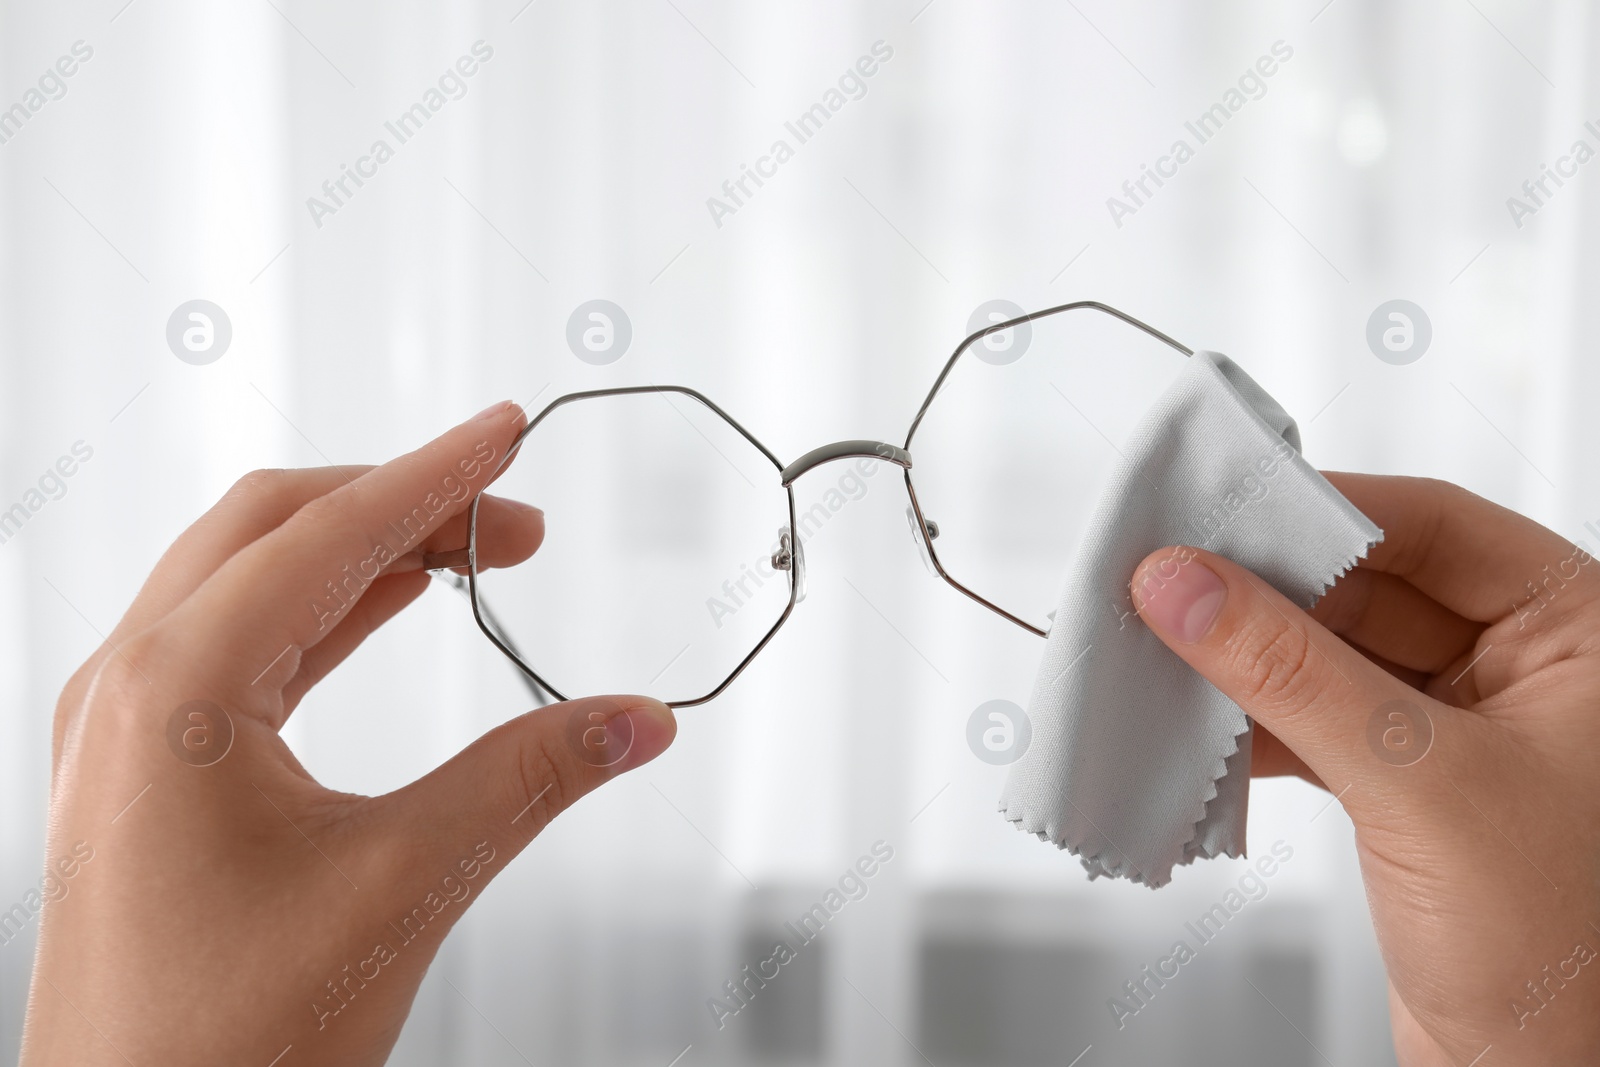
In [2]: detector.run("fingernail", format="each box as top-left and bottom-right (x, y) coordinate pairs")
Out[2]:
(471, 399), (514, 422)
(1135, 550), (1227, 644)
(608, 699), (677, 774)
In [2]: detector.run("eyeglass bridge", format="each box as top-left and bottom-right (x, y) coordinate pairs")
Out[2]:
(775, 439), (938, 569)
(779, 439), (912, 487)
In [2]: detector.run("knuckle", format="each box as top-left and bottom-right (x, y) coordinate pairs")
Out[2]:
(295, 489), (348, 526)
(1391, 478), (1462, 574)
(71, 630), (168, 739)
(294, 490), (380, 549)
(227, 467), (290, 504)
(97, 630), (164, 694)
(1225, 616), (1324, 718)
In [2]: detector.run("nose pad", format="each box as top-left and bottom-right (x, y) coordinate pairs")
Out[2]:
(771, 525), (807, 603)
(905, 505), (936, 575)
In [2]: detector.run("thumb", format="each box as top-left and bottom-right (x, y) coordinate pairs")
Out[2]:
(383, 694), (676, 865)
(1130, 545), (1441, 807)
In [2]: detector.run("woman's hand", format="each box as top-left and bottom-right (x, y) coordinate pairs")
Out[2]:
(1131, 474), (1600, 1065)
(21, 402), (677, 1067)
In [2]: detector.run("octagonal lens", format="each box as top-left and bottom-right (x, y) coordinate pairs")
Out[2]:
(906, 307), (1188, 630)
(472, 390), (793, 704)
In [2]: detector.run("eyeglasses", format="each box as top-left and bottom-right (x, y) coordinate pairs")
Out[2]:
(426, 300), (1192, 708)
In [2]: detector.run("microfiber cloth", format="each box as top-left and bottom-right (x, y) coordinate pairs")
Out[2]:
(997, 350), (1382, 888)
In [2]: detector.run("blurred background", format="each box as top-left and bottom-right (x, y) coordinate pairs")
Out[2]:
(3, 0), (1598, 1063)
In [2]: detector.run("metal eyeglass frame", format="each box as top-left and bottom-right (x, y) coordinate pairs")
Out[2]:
(424, 300), (1191, 709)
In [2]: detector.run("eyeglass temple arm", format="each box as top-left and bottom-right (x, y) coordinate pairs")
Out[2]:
(428, 563), (554, 708)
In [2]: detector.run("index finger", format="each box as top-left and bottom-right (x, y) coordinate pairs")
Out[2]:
(113, 466), (375, 644)
(1323, 472), (1593, 622)
(165, 402), (526, 691)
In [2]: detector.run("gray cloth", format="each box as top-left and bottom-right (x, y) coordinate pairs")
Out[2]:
(997, 351), (1382, 888)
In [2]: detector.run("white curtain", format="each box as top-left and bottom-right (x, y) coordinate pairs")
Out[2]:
(3, 1), (1592, 1063)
